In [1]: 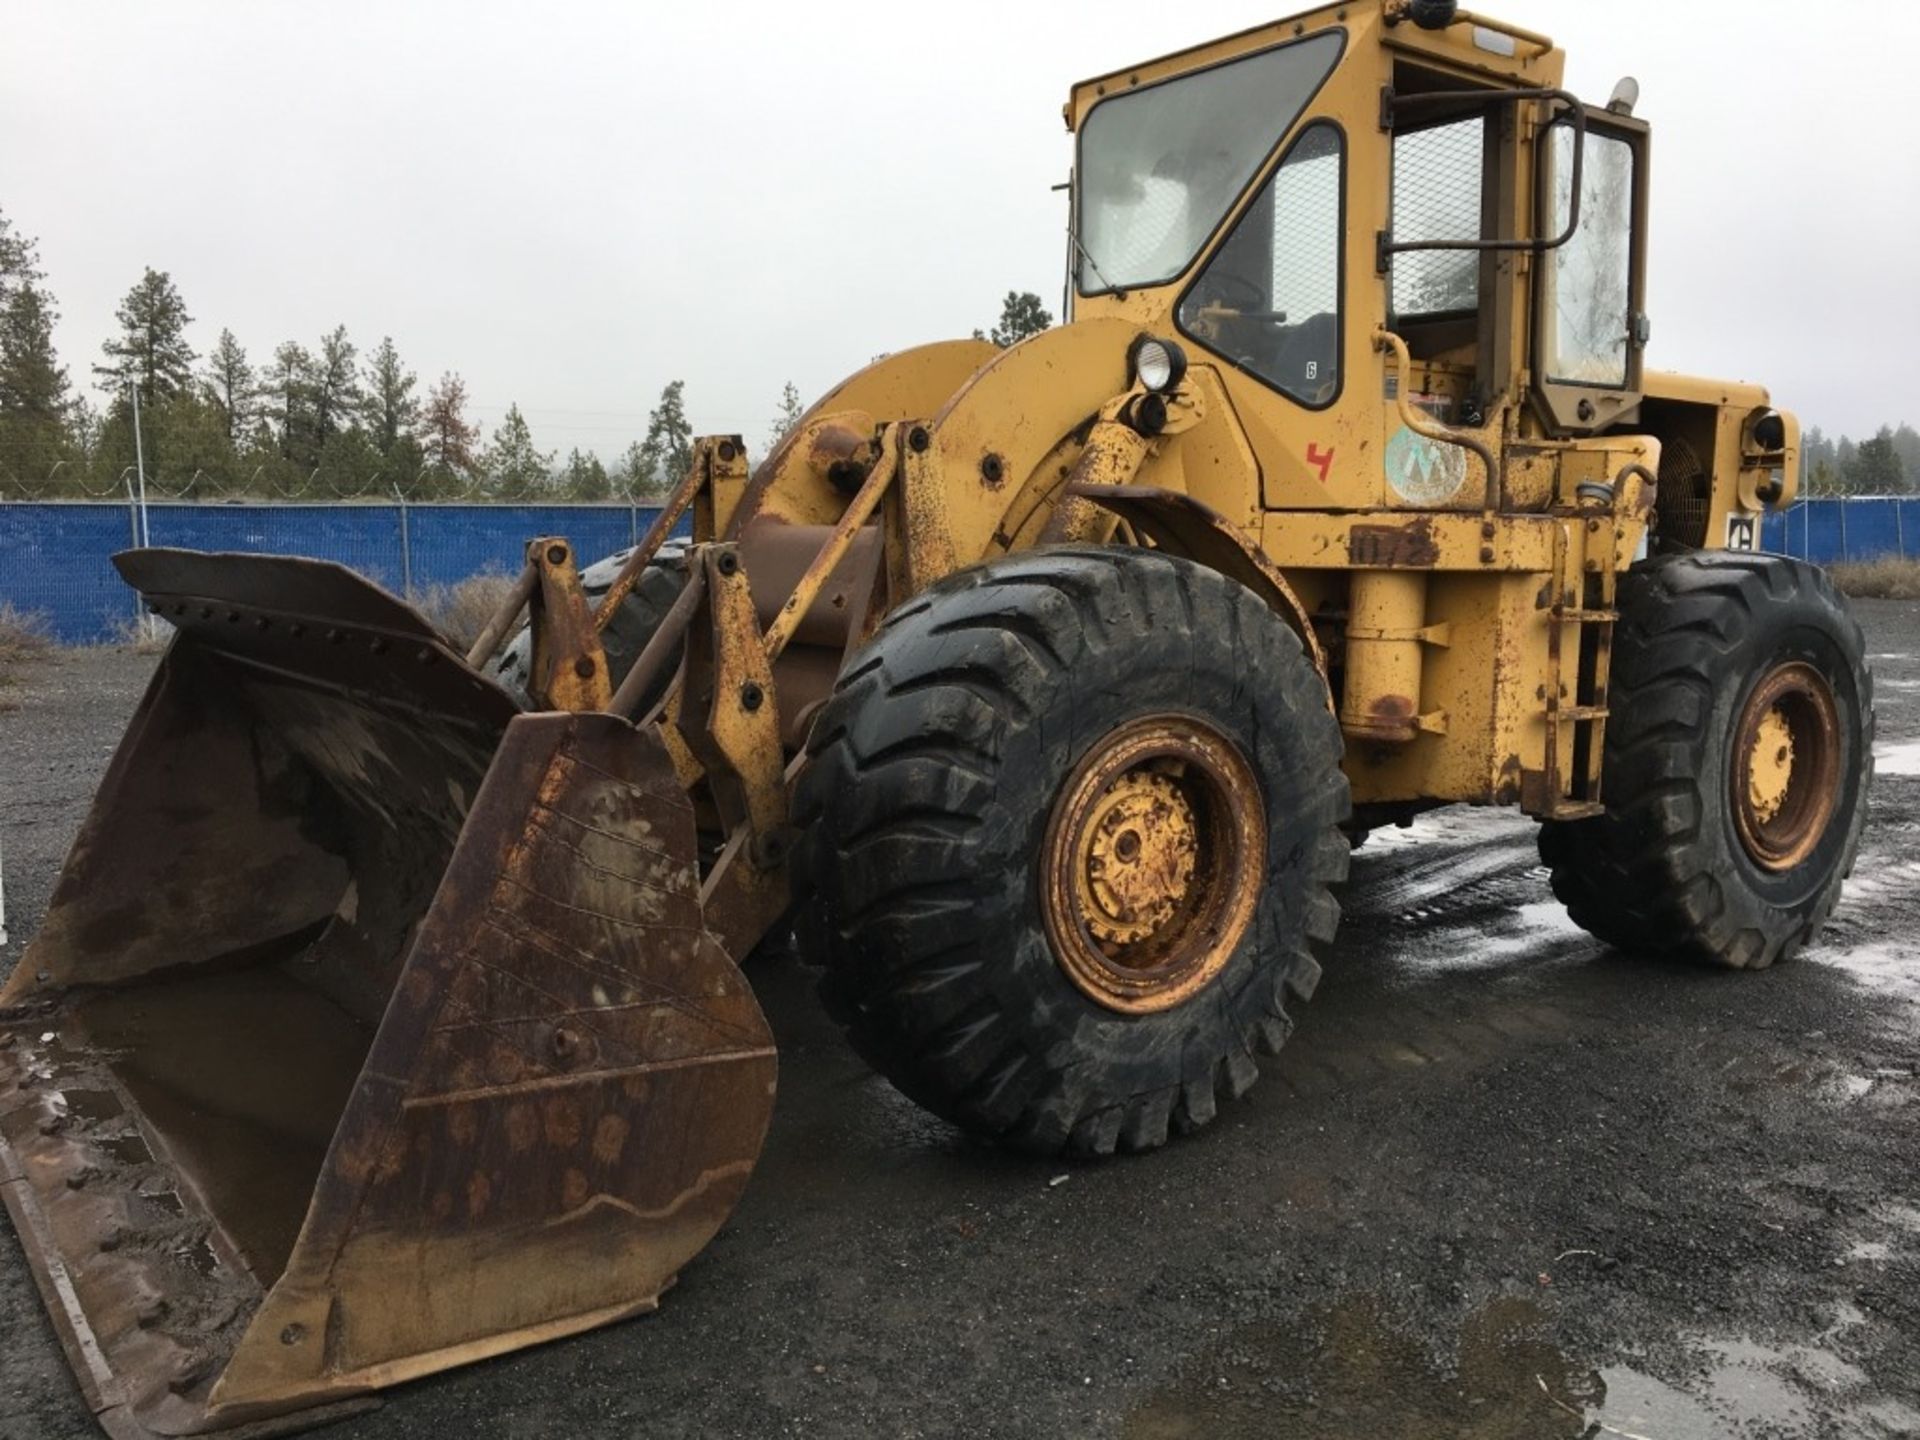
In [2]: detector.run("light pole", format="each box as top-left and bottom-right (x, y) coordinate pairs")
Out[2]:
(391, 480), (413, 600)
(128, 383), (151, 548)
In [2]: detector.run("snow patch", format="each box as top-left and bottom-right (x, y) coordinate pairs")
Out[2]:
(1874, 740), (1920, 776)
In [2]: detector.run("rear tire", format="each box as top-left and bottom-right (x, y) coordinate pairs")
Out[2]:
(493, 543), (687, 706)
(1541, 552), (1872, 969)
(793, 547), (1350, 1156)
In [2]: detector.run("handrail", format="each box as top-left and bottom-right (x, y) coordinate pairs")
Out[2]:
(1455, 10), (1554, 57)
(1372, 327), (1498, 487)
(1378, 87), (1584, 263)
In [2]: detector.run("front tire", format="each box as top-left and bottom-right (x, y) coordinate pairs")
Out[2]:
(1541, 552), (1872, 969)
(793, 548), (1350, 1156)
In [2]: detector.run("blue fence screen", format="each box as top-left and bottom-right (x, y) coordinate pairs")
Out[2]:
(3, 497), (1910, 645)
(1, 501), (686, 643)
(1761, 497), (1916, 567)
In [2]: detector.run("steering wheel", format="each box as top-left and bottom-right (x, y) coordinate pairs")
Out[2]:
(1205, 272), (1289, 324)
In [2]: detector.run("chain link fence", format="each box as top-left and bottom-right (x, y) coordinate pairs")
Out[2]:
(2, 500), (688, 643)
(2, 495), (1904, 646)
(0, 463), (672, 505)
(1763, 497), (1917, 566)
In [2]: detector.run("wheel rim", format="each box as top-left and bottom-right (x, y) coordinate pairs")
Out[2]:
(1040, 715), (1265, 1015)
(1730, 660), (1842, 873)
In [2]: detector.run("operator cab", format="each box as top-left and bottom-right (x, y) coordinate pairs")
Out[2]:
(1067, 0), (1653, 454)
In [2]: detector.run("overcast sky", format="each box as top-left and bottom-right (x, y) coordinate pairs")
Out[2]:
(4, 1), (1914, 458)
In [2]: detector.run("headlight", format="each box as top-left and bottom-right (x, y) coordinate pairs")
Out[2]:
(1129, 335), (1188, 394)
(1747, 408), (1786, 452)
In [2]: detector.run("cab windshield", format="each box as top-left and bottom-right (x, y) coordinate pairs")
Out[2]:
(1076, 30), (1343, 295)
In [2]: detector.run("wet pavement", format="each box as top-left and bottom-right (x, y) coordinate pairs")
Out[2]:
(2, 600), (1917, 1439)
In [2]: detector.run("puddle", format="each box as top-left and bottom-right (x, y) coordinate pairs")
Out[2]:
(1124, 1295), (1915, 1440)
(1810, 941), (1920, 1007)
(1124, 1295), (1590, 1439)
(1874, 740), (1920, 776)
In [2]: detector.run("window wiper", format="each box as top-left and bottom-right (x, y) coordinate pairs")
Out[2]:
(1057, 174), (1126, 301)
(1068, 227), (1125, 301)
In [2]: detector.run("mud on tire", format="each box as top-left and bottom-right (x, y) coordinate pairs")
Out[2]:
(1540, 551), (1872, 969)
(792, 547), (1351, 1156)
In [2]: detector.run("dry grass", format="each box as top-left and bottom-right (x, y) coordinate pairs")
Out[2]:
(0, 603), (55, 711)
(1829, 557), (1920, 601)
(416, 571), (522, 652)
(106, 613), (176, 655)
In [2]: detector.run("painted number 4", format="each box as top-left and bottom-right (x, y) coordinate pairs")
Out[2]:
(1726, 514), (1758, 552)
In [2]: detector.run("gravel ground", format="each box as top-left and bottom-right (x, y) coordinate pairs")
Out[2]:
(2, 601), (1917, 1440)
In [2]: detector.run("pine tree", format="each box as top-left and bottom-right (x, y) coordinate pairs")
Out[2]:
(1891, 424), (1920, 490)
(95, 268), (196, 405)
(310, 326), (360, 449)
(265, 342), (315, 464)
(0, 206), (45, 310)
(0, 280), (70, 486)
(202, 329), (254, 444)
(767, 381), (805, 452)
(361, 337), (419, 451)
(319, 426), (384, 497)
(0, 282), (69, 420)
(985, 291), (1053, 348)
(1845, 427), (1905, 496)
(560, 447), (611, 500)
(421, 372), (480, 488)
(482, 404), (552, 500)
(638, 380), (693, 491)
(615, 439), (659, 499)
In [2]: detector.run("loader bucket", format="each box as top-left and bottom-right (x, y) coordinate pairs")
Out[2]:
(0, 550), (776, 1439)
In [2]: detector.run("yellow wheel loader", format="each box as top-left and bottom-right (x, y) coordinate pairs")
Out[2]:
(0, 1), (1872, 1434)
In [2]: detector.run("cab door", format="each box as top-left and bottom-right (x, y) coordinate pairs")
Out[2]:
(1530, 107), (1651, 434)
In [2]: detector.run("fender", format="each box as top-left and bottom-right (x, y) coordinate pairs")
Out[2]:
(1074, 483), (1330, 691)
(730, 337), (1000, 533)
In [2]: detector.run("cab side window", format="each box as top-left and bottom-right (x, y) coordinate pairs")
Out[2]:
(1177, 122), (1344, 408)
(1389, 114), (1484, 318)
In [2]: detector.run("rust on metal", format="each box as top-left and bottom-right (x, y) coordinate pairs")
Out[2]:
(590, 449), (703, 632)
(1347, 518), (1440, 569)
(525, 538), (612, 712)
(587, 435), (738, 634)
(463, 559), (540, 669)
(804, 420), (878, 493)
(757, 425), (900, 663)
(1036, 410), (1152, 545)
(884, 420), (959, 608)
(1039, 715), (1264, 1016)
(675, 546), (789, 850)
(0, 552), (773, 1439)
(1731, 660), (1842, 872)
(608, 563), (708, 721)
